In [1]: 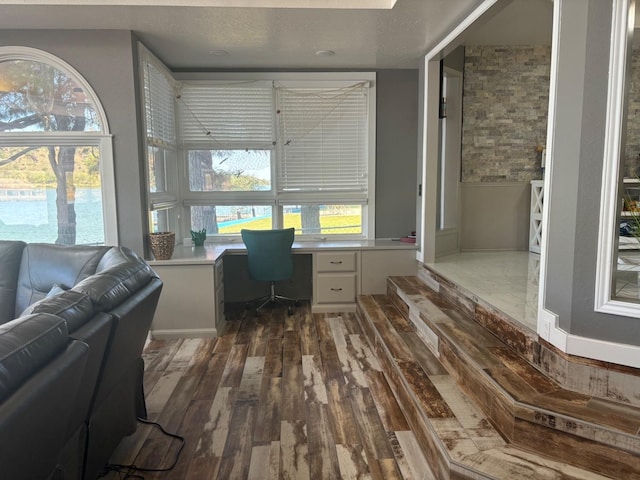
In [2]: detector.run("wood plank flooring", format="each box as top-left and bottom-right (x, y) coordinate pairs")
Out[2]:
(102, 303), (434, 480)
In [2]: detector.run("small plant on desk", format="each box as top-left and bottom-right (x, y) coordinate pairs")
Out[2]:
(191, 228), (207, 247)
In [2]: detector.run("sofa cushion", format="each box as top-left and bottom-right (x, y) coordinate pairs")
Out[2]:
(46, 283), (66, 298)
(15, 244), (109, 316)
(20, 290), (95, 333)
(0, 313), (69, 403)
(0, 241), (26, 325)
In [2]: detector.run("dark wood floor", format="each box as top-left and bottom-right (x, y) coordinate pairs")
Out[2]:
(103, 303), (433, 480)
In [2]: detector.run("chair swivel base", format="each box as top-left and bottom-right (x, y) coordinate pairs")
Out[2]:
(246, 283), (298, 315)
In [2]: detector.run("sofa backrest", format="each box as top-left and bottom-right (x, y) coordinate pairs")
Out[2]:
(72, 246), (158, 311)
(0, 241), (26, 325)
(14, 244), (109, 316)
(0, 313), (70, 403)
(20, 290), (95, 333)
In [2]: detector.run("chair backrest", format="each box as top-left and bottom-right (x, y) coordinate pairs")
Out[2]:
(241, 228), (295, 282)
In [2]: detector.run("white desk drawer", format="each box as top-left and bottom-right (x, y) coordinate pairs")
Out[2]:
(315, 273), (357, 303)
(316, 251), (357, 272)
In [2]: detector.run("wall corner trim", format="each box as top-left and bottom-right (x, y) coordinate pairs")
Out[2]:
(538, 307), (565, 348)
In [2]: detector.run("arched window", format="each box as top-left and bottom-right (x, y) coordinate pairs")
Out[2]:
(0, 47), (116, 245)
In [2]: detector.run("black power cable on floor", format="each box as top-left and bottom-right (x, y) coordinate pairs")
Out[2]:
(99, 417), (185, 480)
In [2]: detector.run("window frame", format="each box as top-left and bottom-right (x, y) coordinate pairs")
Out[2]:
(595, 0), (640, 316)
(0, 46), (117, 245)
(173, 71), (376, 243)
(138, 43), (180, 234)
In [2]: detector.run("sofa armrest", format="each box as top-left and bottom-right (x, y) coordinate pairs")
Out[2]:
(0, 338), (88, 480)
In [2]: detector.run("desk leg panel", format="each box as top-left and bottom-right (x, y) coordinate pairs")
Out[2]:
(151, 264), (217, 338)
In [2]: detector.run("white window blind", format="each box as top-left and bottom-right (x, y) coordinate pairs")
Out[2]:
(178, 82), (274, 149)
(141, 51), (176, 148)
(275, 82), (369, 201)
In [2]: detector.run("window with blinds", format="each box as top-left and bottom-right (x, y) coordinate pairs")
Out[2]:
(275, 82), (369, 204)
(140, 64), (375, 240)
(141, 51), (176, 148)
(177, 81), (275, 199)
(178, 81), (274, 149)
(140, 44), (179, 224)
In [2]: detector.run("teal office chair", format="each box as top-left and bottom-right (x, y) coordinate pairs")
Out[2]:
(241, 228), (298, 314)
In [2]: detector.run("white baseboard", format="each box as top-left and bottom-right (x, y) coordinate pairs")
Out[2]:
(150, 328), (218, 339)
(435, 228), (459, 256)
(565, 333), (640, 369)
(539, 307), (640, 369)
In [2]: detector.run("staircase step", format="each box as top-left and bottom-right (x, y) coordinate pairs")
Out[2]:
(390, 274), (640, 438)
(377, 274), (640, 479)
(356, 294), (614, 479)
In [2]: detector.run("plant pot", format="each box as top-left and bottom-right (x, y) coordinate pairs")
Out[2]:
(149, 231), (175, 260)
(191, 228), (207, 247)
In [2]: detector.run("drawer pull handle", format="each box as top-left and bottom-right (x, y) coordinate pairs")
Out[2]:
(330, 261), (343, 264)
(330, 288), (343, 291)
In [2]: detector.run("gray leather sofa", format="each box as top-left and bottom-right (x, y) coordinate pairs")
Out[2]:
(0, 241), (163, 480)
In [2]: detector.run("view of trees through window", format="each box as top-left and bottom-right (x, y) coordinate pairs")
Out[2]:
(186, 149), (361, 236)
(0, 56), (105, 245)
(0, 146), (103, 244)
(188, 149), (270, 234)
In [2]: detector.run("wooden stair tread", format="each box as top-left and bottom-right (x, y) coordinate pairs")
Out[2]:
(356, 294), (614, 479)
(375, 275), (640, 478)
(388, 276), (640, 441)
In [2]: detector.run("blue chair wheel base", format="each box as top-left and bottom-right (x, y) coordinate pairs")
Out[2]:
(245, 289), (297, 316)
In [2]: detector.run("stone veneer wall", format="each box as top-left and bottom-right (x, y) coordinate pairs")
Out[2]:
(462, 45), (551, 183)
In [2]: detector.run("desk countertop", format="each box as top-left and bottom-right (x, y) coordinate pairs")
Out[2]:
(149, 239), (418, 266)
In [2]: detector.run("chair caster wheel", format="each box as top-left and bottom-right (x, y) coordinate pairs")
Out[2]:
(287, 306), (294, 316)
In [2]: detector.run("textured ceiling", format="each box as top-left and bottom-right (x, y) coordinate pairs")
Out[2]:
(0, 0), (554, 70)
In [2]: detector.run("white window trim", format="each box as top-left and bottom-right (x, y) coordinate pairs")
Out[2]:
(0, 47), (118, 245)
(595, 0), (638, 317)
(146, 145), (179, 210)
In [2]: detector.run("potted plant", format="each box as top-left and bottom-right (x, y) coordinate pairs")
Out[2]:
(191, 228), (207, 247)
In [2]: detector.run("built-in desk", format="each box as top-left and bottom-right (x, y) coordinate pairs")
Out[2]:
(149, 239), (418, 339)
